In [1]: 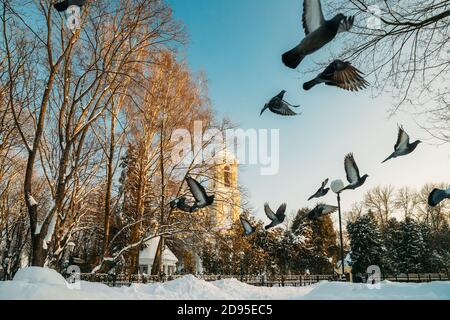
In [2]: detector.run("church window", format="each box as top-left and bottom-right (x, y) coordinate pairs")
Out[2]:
(224, 165), (231, 187)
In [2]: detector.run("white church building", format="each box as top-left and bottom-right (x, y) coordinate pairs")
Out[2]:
(138, 237), (179, 275)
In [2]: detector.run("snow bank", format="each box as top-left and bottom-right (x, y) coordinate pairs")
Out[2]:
(1, 267), (450, 300)
(302, 280), (450, 300)
(13, 267), (67, 286)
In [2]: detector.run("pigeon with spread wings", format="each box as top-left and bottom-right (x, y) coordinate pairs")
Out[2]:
(54, 0), (86, 12)
(307, 204), (338, 220)
(185, 176), (215, 212)
(341, 153), (369, 192)
(303, 60), (368, 91)
(282, 0), (355, 69)
(260, 90), (301, 117)
(264, 203), (287, 230)
(308, 178), (330, 201)
(428, 188), (450, 207)
(382, 126), (421, 163)
(240, 217), (257, 237)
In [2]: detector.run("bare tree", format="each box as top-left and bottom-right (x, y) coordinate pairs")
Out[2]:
(332, 0), (450, 141)
(364, 186), (396, 227)
(0, 0), (183, 266)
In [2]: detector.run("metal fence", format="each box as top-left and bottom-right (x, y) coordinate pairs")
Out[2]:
(78, 272), (450, 288)
(78, 273), (335, 287)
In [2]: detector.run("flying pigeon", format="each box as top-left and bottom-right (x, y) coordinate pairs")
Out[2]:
(341, 153), (369, 191)
(307, 204), (338, 220)
(169, 197), (194, 213)
(186, 176), (215, 212)
(382, 126), (422, 163)
(54, 0), (86, 12)
(303, 60), (368, 91)
(308, 178), (330, 201)
(264, 203), (287, 230)
(260, 90), (300, 116)
(282, 0), (355, 69)
(240, 217), (257, 237)
(428, 188), (450, 207)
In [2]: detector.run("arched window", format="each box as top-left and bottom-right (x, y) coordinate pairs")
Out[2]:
(223, 165), (231, 188)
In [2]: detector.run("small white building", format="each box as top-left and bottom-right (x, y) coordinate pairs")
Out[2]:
(138, 237), (179, 275)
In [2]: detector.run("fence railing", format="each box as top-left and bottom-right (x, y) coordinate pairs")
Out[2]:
(77, 272), (450, 288)
(78, 273), (335, 287)
(382, 273), (450, 283)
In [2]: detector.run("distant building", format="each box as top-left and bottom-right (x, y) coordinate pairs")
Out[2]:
(207, 149), (241, 230)
(185, 149), (242, 274)
(335, 253), (352, 281)
(138, 237), (179, 275)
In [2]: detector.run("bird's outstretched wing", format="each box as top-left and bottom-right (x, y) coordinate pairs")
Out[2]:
(186, 176), (207, 203)
(54, 1), (69, 11)
(264, 203), (277, 221)
(345, 153), (360, 184)
(320, 204), (338, 215)
(276, 203), (287, 220)
(321, 178), (329, 189)
(302, 0), (325, 35)
(272, 103), (299, 116)
(337, 16), (355, 33)
(240, 218), (255, 235)
(395, 126), (410, 151)
(170, 197), (193, 213)
(428, 188), (449, 207)
(330, 62), (368, 91)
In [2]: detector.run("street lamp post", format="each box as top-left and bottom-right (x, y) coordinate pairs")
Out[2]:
(239, 251), (245, 282)
(331, 180), (346, 280)
(67, 241), (76, 266)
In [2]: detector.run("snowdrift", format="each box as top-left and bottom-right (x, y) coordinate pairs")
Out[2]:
(1, 267), (449, 300)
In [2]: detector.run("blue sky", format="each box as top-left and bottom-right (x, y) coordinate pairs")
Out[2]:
(167, 0), (450, 220)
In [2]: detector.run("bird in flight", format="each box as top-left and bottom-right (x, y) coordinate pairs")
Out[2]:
(54, 0), (86, 12)
(341, 153), (369, 192)
(282, 0), (355, 69)
(303, 60), (368, 91)
(240, 217), (257, 237)
(170, 197), (193, 213)
(428, 187), (450, 207)
(307, 204), (338, 220)
(169, 176), (215, 213)
(260, 90), (301, 116)
(382, 126), (422, 163)
(186, 176), (215, 212)
(308, 178), (330, 201)
(264, 203), (287, 230)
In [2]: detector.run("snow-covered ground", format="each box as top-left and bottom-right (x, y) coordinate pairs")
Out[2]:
(1, 267), (450, 300)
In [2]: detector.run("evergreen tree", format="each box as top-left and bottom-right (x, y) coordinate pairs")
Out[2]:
(382, 218), (402, 274)
(418, 221), (445, 273)
(397, 217), (426, 273)
(347, 212), (385, 275)
(291, 208), (338, 274)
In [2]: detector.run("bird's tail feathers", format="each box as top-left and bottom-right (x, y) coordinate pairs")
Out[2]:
(282, 46), (305, 69)
(303, 78), (320, 91)
(382, 153), (394, 164)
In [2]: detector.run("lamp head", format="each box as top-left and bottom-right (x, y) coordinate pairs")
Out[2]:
(331, 179), (345, 194)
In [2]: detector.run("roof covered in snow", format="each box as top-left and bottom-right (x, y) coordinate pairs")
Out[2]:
(139, 237), (178, 264)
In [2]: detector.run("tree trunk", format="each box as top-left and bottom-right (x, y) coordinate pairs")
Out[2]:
(103, 112), (116, 257)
